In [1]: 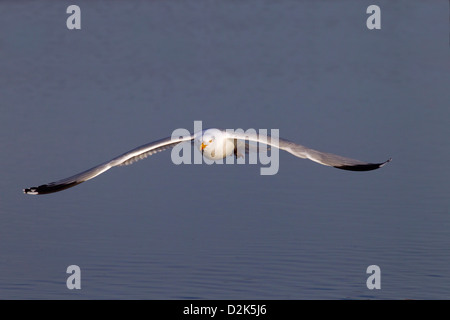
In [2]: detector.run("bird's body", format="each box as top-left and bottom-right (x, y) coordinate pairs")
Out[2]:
(198, 128), (236, 160)
(24, 128), (391, 195)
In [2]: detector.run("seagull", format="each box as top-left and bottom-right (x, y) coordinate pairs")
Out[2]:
(23, 128), (391, 195)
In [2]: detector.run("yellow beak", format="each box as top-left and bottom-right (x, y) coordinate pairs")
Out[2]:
(201, 142), (207, 150)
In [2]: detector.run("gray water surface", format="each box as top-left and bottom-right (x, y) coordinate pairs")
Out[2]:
(0, 1), (449, 299)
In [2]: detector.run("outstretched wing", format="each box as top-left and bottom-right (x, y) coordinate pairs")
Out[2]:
(23, 135), (194, 195)
(226, 131), (391, 171)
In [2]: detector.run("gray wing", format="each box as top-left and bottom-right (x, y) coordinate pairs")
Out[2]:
(226, 131), (391, 171)
(23, 135), (194, 195)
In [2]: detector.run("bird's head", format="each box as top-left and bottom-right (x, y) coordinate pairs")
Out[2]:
(195, 128), (223, 156)
(199, 130), (215, 152)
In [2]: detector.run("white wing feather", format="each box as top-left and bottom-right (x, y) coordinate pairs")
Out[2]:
(226, 131), (391, 170)
(23, 135), (193, 194)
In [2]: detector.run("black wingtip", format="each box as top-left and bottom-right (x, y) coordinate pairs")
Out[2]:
(334, 158), (392, 172)
(380, 158), (392, 167)
(23, 181), (81, 195)
(23, 187), (38, 195)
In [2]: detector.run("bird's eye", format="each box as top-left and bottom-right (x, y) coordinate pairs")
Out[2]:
(209, 139), (212, 143)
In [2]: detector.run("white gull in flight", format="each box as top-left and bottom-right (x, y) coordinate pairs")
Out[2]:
(23, 128), (391, 195)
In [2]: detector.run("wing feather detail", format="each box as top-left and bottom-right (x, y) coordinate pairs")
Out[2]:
(23, 135), (193, 195)
(226, 131), (391, 171)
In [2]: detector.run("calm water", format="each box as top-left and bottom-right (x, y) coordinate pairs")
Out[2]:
(0, 1), (449, 299)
